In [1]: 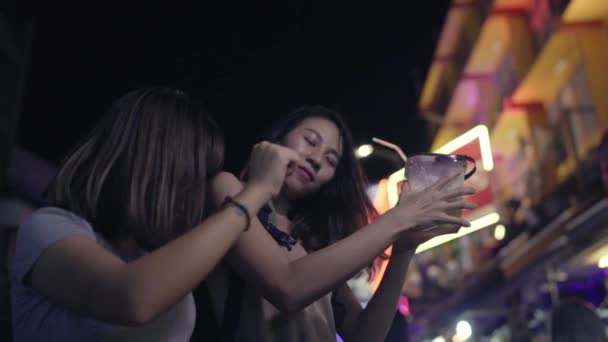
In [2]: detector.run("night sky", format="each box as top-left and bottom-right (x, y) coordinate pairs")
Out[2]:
(16, 2), (450, 181)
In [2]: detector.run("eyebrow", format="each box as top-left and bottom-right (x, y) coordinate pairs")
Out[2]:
(305, 128), (342, 158)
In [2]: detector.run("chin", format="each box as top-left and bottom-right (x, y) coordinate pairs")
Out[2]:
(282, 177), (316, 199)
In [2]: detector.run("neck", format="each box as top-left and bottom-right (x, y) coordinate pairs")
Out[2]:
(270, 193), (292, 217)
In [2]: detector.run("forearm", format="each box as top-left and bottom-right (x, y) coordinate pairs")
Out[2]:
(348, 248), (414, 342)
(121, 187), (265, 322)
(32, 191), (259, 326)
(279, 214), (402, 311)
(216, 172), (406, 312)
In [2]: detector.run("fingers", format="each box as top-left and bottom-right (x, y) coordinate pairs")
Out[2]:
(430, 171), (462, 191)
(398, 180), (412, 198)
(418, 224), (461, 237)
(437, 200), (477, 211)
(405, 224), (461, 244)
(251, 141), (268, 155)
(252, 141), (305, 166)
(444, 224), (461, 234)
(277, 146), (306, 165)
(437, 214), (471, 227)
(419, 213), (470, 228)
(439, 186), (476, 201)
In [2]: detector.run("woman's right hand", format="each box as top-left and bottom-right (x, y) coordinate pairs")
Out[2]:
(245, 141), (306, 200)
(386, 173), (477, 234)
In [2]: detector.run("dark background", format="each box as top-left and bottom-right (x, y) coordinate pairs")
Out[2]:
(16, 2), (450, 181)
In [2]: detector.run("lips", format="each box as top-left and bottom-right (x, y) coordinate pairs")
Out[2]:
(296, 166), (315, 182)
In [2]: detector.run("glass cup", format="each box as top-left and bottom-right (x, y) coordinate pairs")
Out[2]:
(404, 153), (475, 230)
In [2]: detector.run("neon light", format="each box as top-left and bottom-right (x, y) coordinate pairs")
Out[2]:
(415, 212), (501, 254)
(435, 125), (494, 171)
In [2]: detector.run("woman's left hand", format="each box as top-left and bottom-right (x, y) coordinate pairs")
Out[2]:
(391, 180), (467, 253)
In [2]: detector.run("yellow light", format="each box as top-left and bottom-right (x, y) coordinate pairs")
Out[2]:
(435, 125), (494, 172)
(433, 337), (447, 342)
(598, 255), (608, 269)
(355, 144), (374, 158)
(455, 320), (472, 341)
(494, 224), (506, 241)
(415, 213), (501, 254)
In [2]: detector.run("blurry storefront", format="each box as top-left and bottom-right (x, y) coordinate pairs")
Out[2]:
(363, 0), (608, 340)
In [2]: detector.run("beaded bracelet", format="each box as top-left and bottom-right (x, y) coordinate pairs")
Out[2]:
(222, 196), (251, 231)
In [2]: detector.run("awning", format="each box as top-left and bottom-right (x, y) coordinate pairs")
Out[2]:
(431, 6), (536, 151)
(464, 16), (511, 75)
(562, 0), (608, 22)
(429, 77), (490, 153)
(490, 108), (534, 202)
(508, 22), (608, 176)
(419, 1), (482, 114)
(492, 0), (532, 8)
(512, 0), (608, 108)
(511, 33), (581, 105)
(418, 62), (458, 113)
(573, 27), (608, 130)
(435, 2), (482, 61)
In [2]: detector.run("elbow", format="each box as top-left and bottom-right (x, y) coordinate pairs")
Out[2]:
(274, 297), (301, 314)
(120, 289), (161, 326)
(271, 283), (305, 314)
(126, 304), (158, 326)
(274, 297), (300, 314)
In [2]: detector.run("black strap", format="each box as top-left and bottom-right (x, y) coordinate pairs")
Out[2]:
(258, 205), (297, 250)
(190, 283), (221, 341)
(219, 270), (245, 342)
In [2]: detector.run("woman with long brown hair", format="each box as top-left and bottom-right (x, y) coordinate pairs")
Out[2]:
(11, 87), (301, 341)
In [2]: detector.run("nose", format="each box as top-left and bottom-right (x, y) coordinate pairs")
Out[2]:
(306, 156), (321, 172)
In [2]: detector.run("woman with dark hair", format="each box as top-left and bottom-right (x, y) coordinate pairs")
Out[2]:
(202, 106), (476, 341)
(10, 87), (302, 341)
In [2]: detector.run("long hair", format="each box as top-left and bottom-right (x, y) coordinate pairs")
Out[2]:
(48, 87), (224, 251)
(254, 106), (380, 275)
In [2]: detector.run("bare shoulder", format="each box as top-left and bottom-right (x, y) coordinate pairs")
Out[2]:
(209, 171), (245, 199)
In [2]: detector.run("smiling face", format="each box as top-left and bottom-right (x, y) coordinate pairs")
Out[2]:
(281, 116), (343, 199)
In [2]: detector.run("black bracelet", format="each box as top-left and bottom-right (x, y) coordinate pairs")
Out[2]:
(222, 196), (251, 231)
